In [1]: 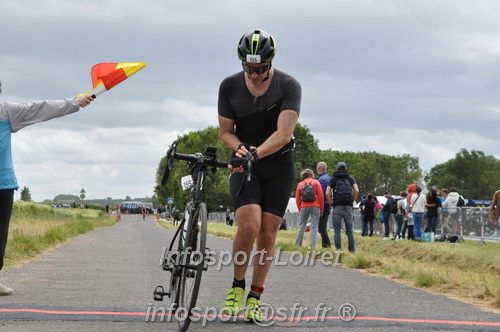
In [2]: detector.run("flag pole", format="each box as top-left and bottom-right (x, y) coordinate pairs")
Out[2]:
(91, 88), (107, 99)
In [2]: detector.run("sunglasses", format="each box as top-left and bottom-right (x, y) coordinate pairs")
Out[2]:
(242, 63), (271, 74)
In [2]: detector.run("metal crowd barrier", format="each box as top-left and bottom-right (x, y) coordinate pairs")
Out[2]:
(208, 207), (500, 245)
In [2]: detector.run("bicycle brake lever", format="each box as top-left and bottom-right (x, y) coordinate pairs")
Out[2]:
(245, 152), (252, 182)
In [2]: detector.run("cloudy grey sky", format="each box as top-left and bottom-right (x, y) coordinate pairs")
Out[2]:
(1, 0), (499, 202)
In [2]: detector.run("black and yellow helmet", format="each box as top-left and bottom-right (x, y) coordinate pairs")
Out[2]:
(237, 29), (276, 64)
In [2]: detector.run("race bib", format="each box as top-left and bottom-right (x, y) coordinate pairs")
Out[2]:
(181, 175), (194, 191)
(246, 54), (261, 63)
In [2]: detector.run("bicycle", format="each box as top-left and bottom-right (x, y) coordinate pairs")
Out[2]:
(153, 139), (252, 331)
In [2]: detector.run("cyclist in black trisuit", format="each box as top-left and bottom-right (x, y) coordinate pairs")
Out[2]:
(218, 29), (301, 321)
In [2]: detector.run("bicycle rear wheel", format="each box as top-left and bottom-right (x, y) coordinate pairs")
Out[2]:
(177, 202), (207, 331)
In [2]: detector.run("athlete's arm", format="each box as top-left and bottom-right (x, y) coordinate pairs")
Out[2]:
(249, 110), (298, 159)
(219, 109), (298, 161)
(218, 116), (241, 152)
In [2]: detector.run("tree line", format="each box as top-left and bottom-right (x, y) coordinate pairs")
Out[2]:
(20, 124), (499, 209)
(154, 124), (499, 211)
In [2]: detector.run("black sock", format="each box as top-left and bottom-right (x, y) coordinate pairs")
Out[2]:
(247, 291), (261, 300)
(232, 278), (245, 289)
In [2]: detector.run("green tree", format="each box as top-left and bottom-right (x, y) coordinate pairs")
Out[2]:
(154, 124), (424, 207)
(53, 194), (80, 202)
(319, 150), (422, 197)
(293, 123), (320, 182)
(20, 186), (32, 202)
(155, 126), (232, 212)
(425, 149), (500, 199)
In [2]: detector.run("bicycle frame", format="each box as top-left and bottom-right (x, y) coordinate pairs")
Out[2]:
(154, 141), (233, 332)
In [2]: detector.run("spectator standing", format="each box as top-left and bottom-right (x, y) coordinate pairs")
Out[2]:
(362, 194), (375, 236)
(172, 206), (180, 226)
(439, 189), (449, 233)
(0, 86), (94, 296)
(410, 186), (426, 241)
(159, 204), (166, 219)
(295, 169), (324, 248)
(382, 191), (395, 239)
(425, 189), (441, 233)
(403, 184), (417, 240)
(316, 162), (331, 248)
(394, 192), (407, 239)
(226, 207), (232, 226)
(373, 196), (383, 236)
(489, 189), (500, 226)
(358, 195), (367, 231)
(326, 162), (359, 253)
(442, 187), (461, 235)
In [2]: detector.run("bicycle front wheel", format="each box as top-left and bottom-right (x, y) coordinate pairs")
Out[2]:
(177, 202), (207, 331)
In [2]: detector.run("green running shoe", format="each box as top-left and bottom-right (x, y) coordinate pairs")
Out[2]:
(244, 297), (263, 322)
(222, 287), (245, 316)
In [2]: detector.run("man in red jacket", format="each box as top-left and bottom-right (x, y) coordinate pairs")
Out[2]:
(295, 168), (324, 248)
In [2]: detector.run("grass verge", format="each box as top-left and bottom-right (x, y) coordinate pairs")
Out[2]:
(4, 202), (115, 267)
(160, 220), (500, 313)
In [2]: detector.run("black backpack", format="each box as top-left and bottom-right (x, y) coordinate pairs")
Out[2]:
(390, 198), (400, 214)
(333, 177), (353, 205)
(301, 179), (316, 202)
(457, 195), (465, 207)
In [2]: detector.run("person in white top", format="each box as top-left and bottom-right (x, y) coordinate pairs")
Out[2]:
(442, 187), (461, 235)
(410, 187), (426, 241)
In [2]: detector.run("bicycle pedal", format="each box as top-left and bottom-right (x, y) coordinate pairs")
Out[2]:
(153, 285), (170, 301)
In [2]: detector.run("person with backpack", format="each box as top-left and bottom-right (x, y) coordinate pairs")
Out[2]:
(295, 169), (324, 248)
(325, 162), (359, 253)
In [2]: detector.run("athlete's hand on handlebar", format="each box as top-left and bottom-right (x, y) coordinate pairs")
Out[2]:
(229, 143), (257, 173)
(229, 153), (251, 173)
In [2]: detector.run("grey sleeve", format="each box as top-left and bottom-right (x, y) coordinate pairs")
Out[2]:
(5, 97), (81, 133)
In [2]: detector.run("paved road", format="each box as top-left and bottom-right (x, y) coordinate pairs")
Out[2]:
(1, 214), (499, 331)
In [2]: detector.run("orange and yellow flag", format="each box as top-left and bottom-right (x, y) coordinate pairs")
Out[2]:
(78, 62), (147, 96)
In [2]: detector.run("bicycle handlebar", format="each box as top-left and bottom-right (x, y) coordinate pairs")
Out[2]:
(161, 140), (253, 192)
(174, 152), (230, 169)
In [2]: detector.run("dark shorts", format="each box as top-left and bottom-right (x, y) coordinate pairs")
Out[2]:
(229, 153), (294, 218)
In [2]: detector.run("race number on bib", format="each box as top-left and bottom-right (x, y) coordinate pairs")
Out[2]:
(246, 54), (261, 63)
(181, 175), (194, 191)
